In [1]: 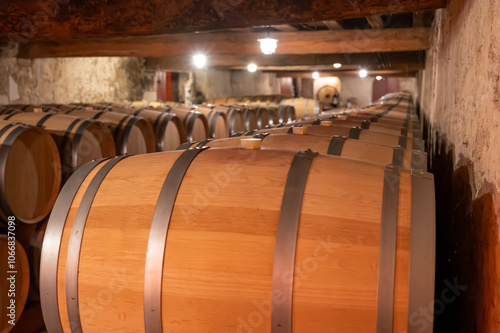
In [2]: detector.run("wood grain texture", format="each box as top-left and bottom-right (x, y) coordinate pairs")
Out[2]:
(66, 109), (156, 155)
(194, 107), (229, 139)
(182, 133), (414, 169)
(0, 112), (116, 182)
(44, 148), (427, 332)
(111, 108), (187, 151)
(0, 236), (30, 332)
(2, 0), (445, 41)
(146, 52), (426, 72)
(17, 28), (432, 58)
(0, 121), (61, 224)
(153, 107), (210, 141)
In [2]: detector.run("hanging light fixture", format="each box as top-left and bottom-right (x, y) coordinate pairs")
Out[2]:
(312, 72), (320, 79)
(248, 63), (257, 72)
(193, 54), (207, 68)
(376, 75), (383, 81)
(333, 63), (342, 69)
(258, 31), (278, 55)
(359, 69), (368, 78)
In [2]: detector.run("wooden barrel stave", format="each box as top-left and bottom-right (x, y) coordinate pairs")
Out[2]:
(66, 109), (156, 155)
(180, 133), (417, 169)
(112, 107), (187, 151)
(41, 148), (434, 333)
(0, 235), (30, 332)
(0, 121), (61, 224)
(0, 112), (116, 183)
(153, 107), (210, 142)
(194, 106), (229, 139)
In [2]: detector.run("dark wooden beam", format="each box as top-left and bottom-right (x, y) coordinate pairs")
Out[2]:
(18, 28), (431, 58)
(146, 52), (425, 70)
(1, 0), (447, 42)
(227, 63), (423, 72)
(274, 70), (418, 78)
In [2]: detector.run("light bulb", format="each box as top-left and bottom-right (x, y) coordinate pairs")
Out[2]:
(258, 38), (278, 55)
(193, 54), (206, 68)
(312, 72), (320, 79)
(333, 63), (342, 69)
(376, 75), (383, 81)
(248, 63), (257, 72)
(359, 69), (368, 78)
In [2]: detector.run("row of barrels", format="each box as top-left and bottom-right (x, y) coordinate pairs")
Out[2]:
(0, 99), (299, 225)
(17, 93), (437, 332)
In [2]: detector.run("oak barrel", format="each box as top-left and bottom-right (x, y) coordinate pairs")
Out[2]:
(16, 219), (48, 301)
(0, 121), (61, 224)
(159, 107), (210, 141)
(66, 109), (156, 155)
(247, 124), (420, 150)
(194, 106), (229, 139)
(0, 112), (116, 183)
(205, 105), (245, 136)
(111, 108), (186, 151)
(179, 133), (424, 170)
(281, 98), (320, 119)
(241, 107), (259, 131)
(0, 235), (30, 332)
(41, 148), (435, 333)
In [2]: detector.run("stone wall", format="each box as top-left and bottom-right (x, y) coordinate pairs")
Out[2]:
(176, 69), (280, 103)
(421, 0), (500, 331)
(0, 44), (155, 105)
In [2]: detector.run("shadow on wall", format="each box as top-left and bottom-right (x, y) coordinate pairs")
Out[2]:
(425, 114), (500, 332)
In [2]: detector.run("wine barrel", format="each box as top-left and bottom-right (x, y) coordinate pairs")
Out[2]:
(248, 124), (421, 150)
(159, 107), (210, 141)
(66, 109), (156, 155)
(44, 104), (84, 113)
(0, 107), (22, 115)
(9, 302), (46, 333)
(72, 103), (113, 111)
(164, 101), (183, 108)
(206, 97), (238, 105)
(205, 105), (245, 136)
(241, 107), (259, 131)
(254, 107), (274, 129)
(179, 133), (425, 170)
(277, 104), (296, 123)
(194, 106), (229, 139)
(297, 118), (418, 138)
(40, 148), (435, 333)
(281, 98), (320, 119)
(16, 219), (48, 301)
(0, 121), (61, 224)
(0, 112), (116, 183)
(112, 108), (186, 151)
(0, 235), (30, 332)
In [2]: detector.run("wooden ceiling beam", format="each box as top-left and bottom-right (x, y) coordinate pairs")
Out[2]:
(1, 0), (446, 42)
(146, 52), (425, 71)
(18, 28), (431, 58)
(225, 63), (423, 72)
(274, 70), (418, 78)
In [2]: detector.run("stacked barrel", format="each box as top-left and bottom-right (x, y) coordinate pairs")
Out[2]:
(3, 92), (435, 333)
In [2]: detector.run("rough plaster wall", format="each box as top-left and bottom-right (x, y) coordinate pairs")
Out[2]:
(398, 77), (418, 103)
(339, 77), (375, 107)
(422, 1), (500, 331)
(0, 44), (155, 104)
(230, 71), (279, 97)
(424, 3), (500, 192)
(177, 69), (279, 102)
